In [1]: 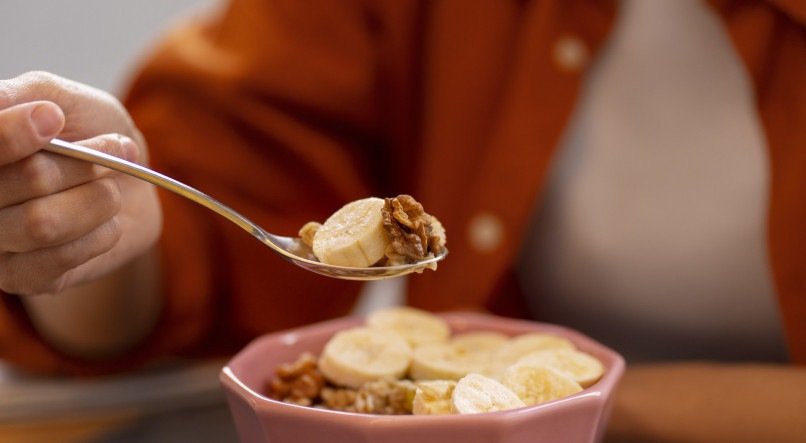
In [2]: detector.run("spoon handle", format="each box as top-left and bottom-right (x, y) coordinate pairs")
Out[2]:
(45, 138), (274, 248)
(45, 138), (447, 280)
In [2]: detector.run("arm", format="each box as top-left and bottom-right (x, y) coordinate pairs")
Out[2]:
(19, 248), (162, 360)
(605, 362), (806, 443)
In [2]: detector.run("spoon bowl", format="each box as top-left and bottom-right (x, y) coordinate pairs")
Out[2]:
(46, 138), (447, 280)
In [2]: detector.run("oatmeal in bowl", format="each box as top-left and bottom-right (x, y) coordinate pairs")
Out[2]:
(220, 309), (624, 443)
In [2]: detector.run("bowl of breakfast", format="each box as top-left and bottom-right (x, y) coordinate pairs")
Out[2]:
(220, 307), (625, 443)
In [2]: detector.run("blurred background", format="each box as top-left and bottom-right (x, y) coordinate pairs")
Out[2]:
(0, 3), (242, 442)
(0, 0), (217, 96)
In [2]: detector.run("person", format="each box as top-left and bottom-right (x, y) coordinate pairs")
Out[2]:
(0, 0), (804, 441)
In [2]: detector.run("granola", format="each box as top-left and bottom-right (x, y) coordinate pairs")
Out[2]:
(266, 356), (416, 415)
(265, 353), (326, 406)
(263, 308), (604, 416)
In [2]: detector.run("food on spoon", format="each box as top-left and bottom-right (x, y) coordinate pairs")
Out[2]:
(264, 307), (605, 415)
(382, 195), (447, 267)
(300, 195), (446, 269)
(298, 221), (321, 249)
(310, 197), (388, 268)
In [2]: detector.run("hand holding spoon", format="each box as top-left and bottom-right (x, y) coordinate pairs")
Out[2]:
(45, 138), (446, 281)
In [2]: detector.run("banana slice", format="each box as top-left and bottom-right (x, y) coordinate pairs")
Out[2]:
(489, 332), (576, 377)
(312, 197), (388, 267)
(318, 327), (412, 389)
(412, 380), (457, 415)
(366, 306), (450, 347)
(409, 330), (512, 380)
(410, 343), (490, 381)
(517, 348), (604, 388)
(449, 331), (510, 354)
(501, 363), (582, 406)
(451, 373), (526, 414)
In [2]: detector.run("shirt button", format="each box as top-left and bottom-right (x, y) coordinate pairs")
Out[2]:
(553, 35), (589, 73)
(468, 213), (504, 253)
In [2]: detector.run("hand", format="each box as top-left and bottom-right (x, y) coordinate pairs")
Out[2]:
(0, 71), (162, 296)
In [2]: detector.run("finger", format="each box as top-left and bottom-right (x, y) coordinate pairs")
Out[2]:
(0, 101), (64, 164)
(0, 177), (121, 253)
(0, 218), (122, 295)
(0, 133), (137, 208)
(0, 71), (100, 111)
(0, 71), (131, 139)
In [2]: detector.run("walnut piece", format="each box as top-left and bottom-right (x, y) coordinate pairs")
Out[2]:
(266, 353), (416, 414)
(298, 221), (321, 248)
(265, 352), (326, 406)
(382, 195), (447, 268)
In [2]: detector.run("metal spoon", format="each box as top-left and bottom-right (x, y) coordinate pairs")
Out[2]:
(45, 138), (447, 281)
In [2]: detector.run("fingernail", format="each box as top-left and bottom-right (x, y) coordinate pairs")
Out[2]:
(30, 103), (62, 138)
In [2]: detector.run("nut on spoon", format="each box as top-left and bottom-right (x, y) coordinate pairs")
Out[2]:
(45, 138), (447, 281)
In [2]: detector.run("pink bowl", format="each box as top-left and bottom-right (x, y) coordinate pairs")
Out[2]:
(220, 312), (625, 443)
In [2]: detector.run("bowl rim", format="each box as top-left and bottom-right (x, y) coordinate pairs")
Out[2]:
(220, 311), (626, 425)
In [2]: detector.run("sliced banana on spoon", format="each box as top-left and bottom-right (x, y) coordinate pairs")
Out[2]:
(312, 197), (388, 268)
(302, 195), (447, 270)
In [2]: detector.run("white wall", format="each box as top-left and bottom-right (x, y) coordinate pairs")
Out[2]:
(0, 0), (218, 97)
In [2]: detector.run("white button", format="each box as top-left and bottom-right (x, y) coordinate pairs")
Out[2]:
(468, 213), (504, 253)
(553, 35), (589, 72)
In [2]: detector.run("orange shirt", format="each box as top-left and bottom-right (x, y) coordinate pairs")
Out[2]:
(1, 0), (804, 374)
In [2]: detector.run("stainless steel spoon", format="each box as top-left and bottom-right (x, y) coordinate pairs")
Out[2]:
(45, 138), (447, 281)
